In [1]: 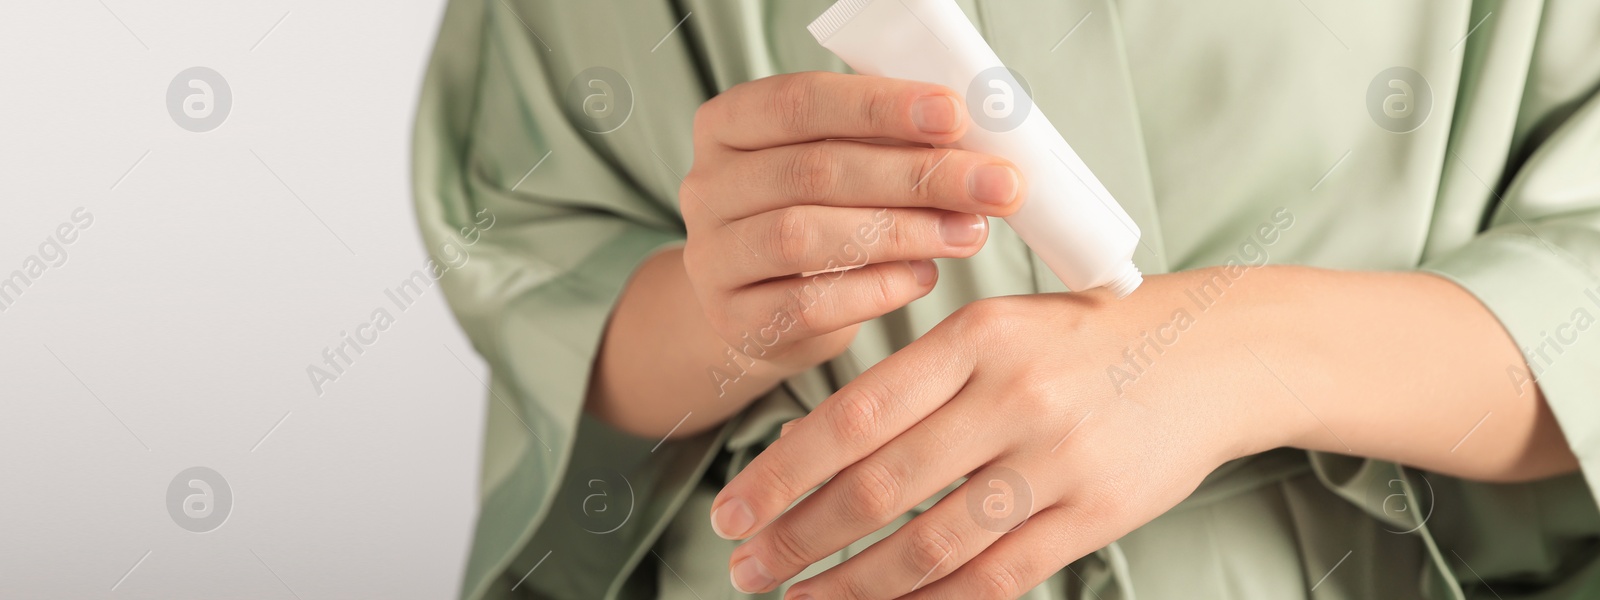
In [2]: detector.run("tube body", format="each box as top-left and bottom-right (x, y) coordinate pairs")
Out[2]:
(808, 0), (1144, 296)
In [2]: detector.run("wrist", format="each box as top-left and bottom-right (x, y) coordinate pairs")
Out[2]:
(1233, 265), (1347, 453)
(1179, 264), (1330, 456)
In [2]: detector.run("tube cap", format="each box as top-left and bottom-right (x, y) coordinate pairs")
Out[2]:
(1105, 262), (1143, 298)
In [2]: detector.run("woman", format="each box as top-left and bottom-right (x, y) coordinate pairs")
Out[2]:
(412, 1), (1600, 598)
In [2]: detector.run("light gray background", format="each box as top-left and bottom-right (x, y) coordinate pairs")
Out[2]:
(0, 1), (484, 598)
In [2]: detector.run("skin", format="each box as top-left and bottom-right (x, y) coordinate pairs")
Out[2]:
(590, 72), (1026, 437)
(585, 72), (1580, 599)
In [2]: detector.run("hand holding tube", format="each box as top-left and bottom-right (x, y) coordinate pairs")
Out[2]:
(810, 0), (1145, 296)
(678, 73), (1028, 374)
(588, 72), (1028, 436)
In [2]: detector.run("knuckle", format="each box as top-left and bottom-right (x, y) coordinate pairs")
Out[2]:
(904, 522), (960, 577)
(952, 297), (1025, 339)
(769, 206), (814, 268)
(774, 205), (808, 241)
(827, 383), (891, 442)
(1009, 368), (1058, 411)
(837, 574), (876, 600)
(950, 297), (995, 324)
(783, 144), (840, 204)
(860, 85), (897, 132)
(761, 521), (815, 570)
(772, 73), (821, 137)
(908, 150), (946, 201)
(974, 561), (1026, 600)
(949, 298), (997, 336)
(1070, 483), (1125, 524)
(1013, 388), (1054, 419)
(803, 574), (872, 600)
(746, 457), (809, 508)
(863, 266), (901, 313)
(874, 210), (911, 254)
(840, 459), (903, 524)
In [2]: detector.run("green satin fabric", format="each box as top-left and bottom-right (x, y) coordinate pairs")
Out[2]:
(411, 0), (1600, 598)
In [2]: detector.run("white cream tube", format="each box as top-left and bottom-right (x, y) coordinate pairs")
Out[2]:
(808, 0), (1144, 297)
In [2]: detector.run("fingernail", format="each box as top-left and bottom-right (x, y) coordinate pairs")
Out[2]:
(731, 556), (775, 593)
(939, 212), (985, 247)
(968, 164), (1020, 205)
(909, 259), (937, 286)
(711, 499), (755, 539)
(912, 95), (961, 134)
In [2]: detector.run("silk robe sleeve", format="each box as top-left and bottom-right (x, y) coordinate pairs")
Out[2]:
(1417, 1), (1600, 503)
(410, 0), (737, 598)
(1299, 0), (1600, 510)
(1308, 1), (1600, 595)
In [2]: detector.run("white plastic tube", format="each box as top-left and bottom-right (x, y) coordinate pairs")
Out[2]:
(808, 0), (1144, 297)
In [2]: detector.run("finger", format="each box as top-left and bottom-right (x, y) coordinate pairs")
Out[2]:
(728, 396), (1002, 594)
(705, 206), (986, 286)
(780, 471), (1019, 600)
(713, 141), (1023, 220)
(700, 72), (969, 151)
(906, 505), (1118, 600)
(724, 260), (938, 347)
(710, 324), (978, 541)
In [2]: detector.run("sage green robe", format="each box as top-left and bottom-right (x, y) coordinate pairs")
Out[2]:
(411, 0), (1600, 598)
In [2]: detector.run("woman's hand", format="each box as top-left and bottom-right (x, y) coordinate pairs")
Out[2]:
(709, 266), (1576, 598)
(590, 72), (1028, 437)
(680, 71), (1025, 376)
(709, 269), (1290, 599)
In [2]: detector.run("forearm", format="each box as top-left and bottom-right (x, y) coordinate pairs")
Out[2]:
(587, 247), (795, 438)
(1241, 266), (1578, 481)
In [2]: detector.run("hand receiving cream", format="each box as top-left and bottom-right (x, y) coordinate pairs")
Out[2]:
(808, 0), (1145, 297)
